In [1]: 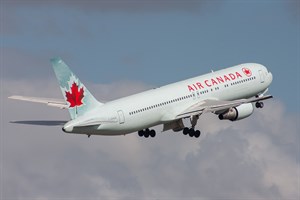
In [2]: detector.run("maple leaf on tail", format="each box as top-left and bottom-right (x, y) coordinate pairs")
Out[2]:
(65, 82), (84, 108)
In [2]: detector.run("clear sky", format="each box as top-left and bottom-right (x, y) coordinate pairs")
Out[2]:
(1, 1), (299, 200)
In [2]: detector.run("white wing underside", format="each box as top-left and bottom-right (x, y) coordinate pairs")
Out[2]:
(175, 95), (273, 119)
(8, 95), (68, 109)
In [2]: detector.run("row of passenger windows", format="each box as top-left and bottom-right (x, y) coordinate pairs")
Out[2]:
(231, 76), (256, 86)
(197, 86), (220, 95)
(198, 90), (209, 94)
(129, 94), (194, 115)
(128, 76), (256, 116)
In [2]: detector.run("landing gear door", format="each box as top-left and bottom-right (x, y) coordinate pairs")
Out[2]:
(117, 110), (125, 124)
(259, 70), (265, 83)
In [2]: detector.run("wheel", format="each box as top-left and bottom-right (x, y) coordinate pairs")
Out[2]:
(144, 132), (149, 138)
(256, 102), (264, 108)
(188, 129), (195, 137)
(255, 102), (260, 108)
(259, 102), (264, 108)
(138, 130), (144, 137)
(183, 127), (189, 135)
(150, 130), (156, 137)
(194, 130), (201, 138)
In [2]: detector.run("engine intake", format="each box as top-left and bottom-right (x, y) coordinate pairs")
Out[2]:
(218, 103), (254, 121)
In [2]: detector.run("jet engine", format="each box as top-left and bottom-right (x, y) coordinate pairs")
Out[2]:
(218, 103), (254, 121)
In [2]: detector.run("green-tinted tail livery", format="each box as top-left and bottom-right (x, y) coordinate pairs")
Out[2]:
(51, 57), (102, 119)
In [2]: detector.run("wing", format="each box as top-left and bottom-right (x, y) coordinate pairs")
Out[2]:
(8, 95), (68, 109)
(176, 95), (273, 119)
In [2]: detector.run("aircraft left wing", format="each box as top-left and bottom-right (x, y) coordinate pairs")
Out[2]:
(176, 95), (273, 119)
(8, 95), (68, 109)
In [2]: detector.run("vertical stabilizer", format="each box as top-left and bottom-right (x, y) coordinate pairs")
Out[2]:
(51, 57), (102, 119)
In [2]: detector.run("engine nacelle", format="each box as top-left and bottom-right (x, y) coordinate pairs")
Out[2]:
(218, 103), (254, 121)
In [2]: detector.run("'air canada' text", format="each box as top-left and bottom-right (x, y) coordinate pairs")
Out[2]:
(187, 71), (245, 92)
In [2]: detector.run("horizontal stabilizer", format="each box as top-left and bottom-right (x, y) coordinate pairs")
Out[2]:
(10, 120), (68, 126)
(8, 95), (67, 109)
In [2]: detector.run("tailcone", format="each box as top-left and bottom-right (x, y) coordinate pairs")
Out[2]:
(62, 121), (74, 133)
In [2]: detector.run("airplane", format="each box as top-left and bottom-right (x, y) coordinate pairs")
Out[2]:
(9, 58), (273, 138)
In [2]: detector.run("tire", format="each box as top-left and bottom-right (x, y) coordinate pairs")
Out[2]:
(256, 102), (264, 108)
(259, 102), (264, 108)
(150, 130), (156, 137)
(194, 130), (200, 138)
(255, 102), (260, 108)
(183, 128), (189, 135)
(189, 129), (195, 137)
(138, 130), (144, 137)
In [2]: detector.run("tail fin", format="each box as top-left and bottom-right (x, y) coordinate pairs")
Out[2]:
(51, 57), (102, 119)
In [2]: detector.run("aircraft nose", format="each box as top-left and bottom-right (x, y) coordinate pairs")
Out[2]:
(268, 72), (273, 83)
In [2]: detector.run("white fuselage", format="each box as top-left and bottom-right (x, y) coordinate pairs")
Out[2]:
(63, 63), (273, 135)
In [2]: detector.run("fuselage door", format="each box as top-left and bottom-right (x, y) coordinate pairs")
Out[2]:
(259, 70), (265, 83)
(193, 92), (196, 100)
(117, 110), (125, 124)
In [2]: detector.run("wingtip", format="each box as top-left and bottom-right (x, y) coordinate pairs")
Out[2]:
(8, 95), (21, 99)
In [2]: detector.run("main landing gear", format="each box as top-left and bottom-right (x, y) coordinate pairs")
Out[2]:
(182, 115), (201, 138)
(138, 115), (202, 138)
(183, 127), (201, 138)
(138, 128), (156, 138)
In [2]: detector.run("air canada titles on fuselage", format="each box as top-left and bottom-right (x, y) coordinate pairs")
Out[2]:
(187, 68), (251, 92)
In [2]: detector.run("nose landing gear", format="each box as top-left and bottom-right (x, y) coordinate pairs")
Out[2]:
(255, 101), (264, 108)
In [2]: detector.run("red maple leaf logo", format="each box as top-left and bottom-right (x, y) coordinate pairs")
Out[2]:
(65, 82), (84, 108)
(242, 68), (252, 77)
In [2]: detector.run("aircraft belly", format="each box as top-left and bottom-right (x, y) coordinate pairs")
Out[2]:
(92, 113), (162, 135)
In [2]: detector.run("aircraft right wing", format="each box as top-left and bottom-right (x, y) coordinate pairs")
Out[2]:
(8, 95), (68, 109)
(175, 95), (273, 119)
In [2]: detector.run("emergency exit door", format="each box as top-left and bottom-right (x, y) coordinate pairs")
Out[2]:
(117, 110), (125, 124)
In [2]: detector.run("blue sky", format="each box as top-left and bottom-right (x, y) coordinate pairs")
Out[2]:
(1, 0), (299, 112)
(1, 1), (299, 199)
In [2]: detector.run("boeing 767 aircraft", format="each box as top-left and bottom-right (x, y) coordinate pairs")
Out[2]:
(9, 58), (273, 138)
